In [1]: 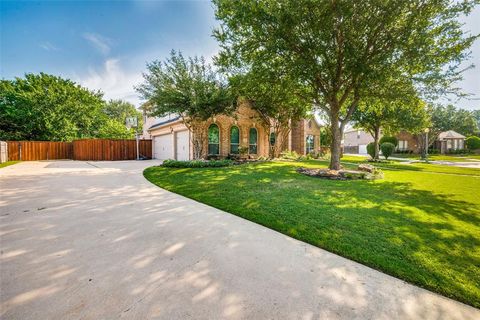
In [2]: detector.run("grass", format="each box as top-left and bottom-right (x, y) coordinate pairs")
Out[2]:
(144, 159), (480, 308)
(392, 153), (480, 162)
(341, 155), (480, 176)
(0, 161), (20, 169)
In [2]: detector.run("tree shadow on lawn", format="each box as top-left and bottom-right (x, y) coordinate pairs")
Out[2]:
(145, 164), (480, 307)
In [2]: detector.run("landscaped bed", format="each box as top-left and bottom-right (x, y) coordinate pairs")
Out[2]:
(144, 159), (480, 308)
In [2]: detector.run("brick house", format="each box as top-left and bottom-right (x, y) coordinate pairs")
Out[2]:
(343, 129), (466, 155)
(145, 100), (321, 160)
(344, 129), (422, 154)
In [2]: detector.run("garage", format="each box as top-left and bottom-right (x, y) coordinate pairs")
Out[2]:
(153, 134), (173, 160)
(358, 144), (368, 155)
(175, 131), (190, 161)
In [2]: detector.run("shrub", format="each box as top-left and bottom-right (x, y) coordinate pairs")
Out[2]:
(379, 136), (398, 147)
(238, 146), (249, 155)
(162, 159), (233, 168)
(280, 150), (301, 160)
(380, 142), (395, 159)
(366, 142), (376, 159)
(466, 136), (480, 150)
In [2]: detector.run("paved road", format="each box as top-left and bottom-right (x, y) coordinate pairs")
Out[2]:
(1, 161), (478, 319)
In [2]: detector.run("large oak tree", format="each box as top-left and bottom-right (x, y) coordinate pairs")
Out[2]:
(213, 0), (478, 169)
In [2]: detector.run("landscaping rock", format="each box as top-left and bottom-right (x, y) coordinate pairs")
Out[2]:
(297, 167), (383, 180)
(358, 164), (375, 173)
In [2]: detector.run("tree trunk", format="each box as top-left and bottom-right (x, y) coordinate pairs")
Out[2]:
(373, 126), (381, 160)
(329, 113), (342, 170)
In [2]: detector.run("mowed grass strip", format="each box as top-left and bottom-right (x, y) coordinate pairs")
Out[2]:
(144, 160), (480, 307)
(0, 161), (20, 169)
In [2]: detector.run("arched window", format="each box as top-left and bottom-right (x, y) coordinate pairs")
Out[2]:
(306, 135), (315, 154)
(230, 126), (240, 154)
(208, 124), (220, 155)
(269, 132), (276, 146)
(249, 128), (257, 154)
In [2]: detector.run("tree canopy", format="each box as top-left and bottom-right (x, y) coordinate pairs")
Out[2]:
(213, 0), (478, 169)
(430, 104), (479, 136)
(0, 73), (140, 141)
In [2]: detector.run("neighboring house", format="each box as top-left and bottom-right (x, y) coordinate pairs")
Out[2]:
(343, 129), (374, 154)
(344, 129), (421, 154)
(145, 100), (321, 160)
(395, 131), (421, 153)
(343, 128), (466, 154)
(434, 130), (466, 153)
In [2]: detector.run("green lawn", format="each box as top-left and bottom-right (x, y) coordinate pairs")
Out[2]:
(144, 160), (480, 308)
(0, 161), (20, 169)
(392, 153), (480, 162)
(342, 155), (480, 175)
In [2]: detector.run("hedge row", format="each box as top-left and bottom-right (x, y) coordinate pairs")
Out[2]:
(162, 159), (234, 168)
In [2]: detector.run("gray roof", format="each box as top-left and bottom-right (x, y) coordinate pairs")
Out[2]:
(148, 116), (181, 130)
(438, 130), (465, 140)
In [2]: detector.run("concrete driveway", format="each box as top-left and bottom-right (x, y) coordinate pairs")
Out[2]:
(1, 161), (478, 319)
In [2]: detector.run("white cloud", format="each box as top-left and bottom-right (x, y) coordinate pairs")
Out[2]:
(82, 32), (111, 55)
(77, 59), (144, 106)
(40, 41), (59, 51)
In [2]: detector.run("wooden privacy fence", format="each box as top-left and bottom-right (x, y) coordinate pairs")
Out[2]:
(72, 139), (152, 161)
(7, 139), (152, 161)
(7, 141), (73, 161)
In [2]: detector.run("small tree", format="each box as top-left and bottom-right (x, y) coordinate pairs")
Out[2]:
(380, 142), (395, 160)
(379, 136), (398, 147)
(137, 50), (236, 159)
(366, 143), (375, 160)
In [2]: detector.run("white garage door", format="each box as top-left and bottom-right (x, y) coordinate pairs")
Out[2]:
(153, 134), (173, 160)
(358, 144), (368, 155)
(176, 131), (190, 161)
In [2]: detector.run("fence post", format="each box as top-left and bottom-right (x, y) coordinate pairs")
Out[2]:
(19, 142), (22, 161)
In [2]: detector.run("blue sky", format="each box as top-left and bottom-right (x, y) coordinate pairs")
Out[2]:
(1, 0), (479, 110)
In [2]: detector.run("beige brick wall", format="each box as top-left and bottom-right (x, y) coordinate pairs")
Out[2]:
(291, 119), (321, 155)
(148, 102), (321, 159)
(202, 101), (269, 158)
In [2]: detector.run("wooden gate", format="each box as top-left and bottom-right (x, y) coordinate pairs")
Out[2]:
(72, 139), (152, 161)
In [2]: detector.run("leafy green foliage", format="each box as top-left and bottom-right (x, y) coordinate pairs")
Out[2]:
(162, 159), (234, 168)
(96, 118), (134, 139)
(379, 136), (398, 147)
(431, 105), (479, 137)
(280, 150), (301, 160)
(213, 0), (478, 170)
(380, 142), (395, 159)
(103, 99), (142, 134)
(466, 136), (480, 150)
(144, 159), (480, 308)
(0, 73), (105, 141)
(137, 50), (235, 121)
(366, 142), (375, 159)
(0, 73), (140, 141)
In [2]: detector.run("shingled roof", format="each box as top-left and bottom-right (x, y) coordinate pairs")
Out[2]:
(438, 130), (465, 140)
